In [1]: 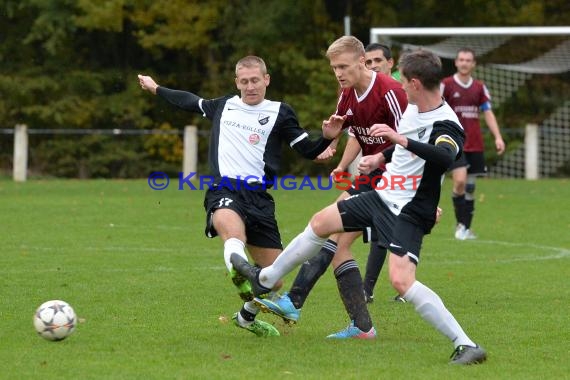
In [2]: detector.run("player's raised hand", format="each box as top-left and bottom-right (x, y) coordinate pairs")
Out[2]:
(138, 74), (159, 95)
(322, 114), (346, 140)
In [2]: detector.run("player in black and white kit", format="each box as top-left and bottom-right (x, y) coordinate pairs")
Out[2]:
(138, 56), (342, 337)
(232, 50), (487, 364)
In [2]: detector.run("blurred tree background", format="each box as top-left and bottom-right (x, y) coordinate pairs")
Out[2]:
(0, 0), (568, 178)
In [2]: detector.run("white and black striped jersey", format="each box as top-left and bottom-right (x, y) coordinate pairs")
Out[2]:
(379, 102), (465, 232)
(156, 88), (332, 181)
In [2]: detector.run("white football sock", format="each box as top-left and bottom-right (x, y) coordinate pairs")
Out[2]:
(258, 224), (327, 288)
(404, 280), (476, 348)
(224, 238), (246, 272)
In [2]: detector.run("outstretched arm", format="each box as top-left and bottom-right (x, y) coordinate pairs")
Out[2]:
(369, 121), (463, 169)
(138, 74), (202, 113)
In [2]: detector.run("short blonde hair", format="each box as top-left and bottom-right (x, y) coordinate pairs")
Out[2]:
(235, 56), (267, 76)
(326, 36), (365, 59)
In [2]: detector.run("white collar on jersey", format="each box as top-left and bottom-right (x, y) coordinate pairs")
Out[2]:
(452, 73), (473, 89)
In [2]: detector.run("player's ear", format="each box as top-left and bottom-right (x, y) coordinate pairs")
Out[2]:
(264, 74), (270, 86)
(235, 77), (239, 88)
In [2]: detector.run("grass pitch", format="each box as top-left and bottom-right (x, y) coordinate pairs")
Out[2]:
(1, 178), (569, 379)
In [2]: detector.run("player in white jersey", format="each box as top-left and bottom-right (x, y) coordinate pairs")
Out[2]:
(232, 50), (487, 365)
(138, 56), (342, 338)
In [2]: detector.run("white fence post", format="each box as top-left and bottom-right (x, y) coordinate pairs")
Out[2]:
(13, 124), (28, 182)
(524, 123), (539, 180)
(183, 125), (198, 177)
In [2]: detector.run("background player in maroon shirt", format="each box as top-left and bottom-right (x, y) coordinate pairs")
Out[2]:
(441, 47), (505, 240)
(256, 36), (408, 337)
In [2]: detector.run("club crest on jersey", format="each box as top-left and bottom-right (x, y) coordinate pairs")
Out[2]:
(418, 127), (426, 139)
(258, 114), (270, 125)
(249, 133), (261, 145)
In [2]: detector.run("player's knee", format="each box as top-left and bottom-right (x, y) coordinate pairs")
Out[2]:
(465, 182), (476, 195)
(389, 269), (414, 294)
(453, 182), (466, 194)
(309, 212), (329, 237)
(310, 207), (338, 238)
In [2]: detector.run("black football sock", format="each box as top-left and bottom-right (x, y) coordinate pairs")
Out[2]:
(363, 243), (387, 297)
(452, 193), (467, 225)
(335, 259), (373, 332)
(288, 239), (336, 309)
(465, 199), (475, 229)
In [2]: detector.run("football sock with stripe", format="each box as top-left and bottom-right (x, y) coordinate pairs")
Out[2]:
(335, 259), (373, 333)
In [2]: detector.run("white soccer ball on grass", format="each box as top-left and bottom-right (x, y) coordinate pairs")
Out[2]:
(33, 300), (77, 341)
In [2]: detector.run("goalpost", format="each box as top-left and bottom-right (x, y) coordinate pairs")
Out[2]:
(369, 26), (570, 179)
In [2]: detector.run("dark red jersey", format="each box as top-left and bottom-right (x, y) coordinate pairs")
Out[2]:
(441, 74), (491, 152)
(335, 73), (407, 159)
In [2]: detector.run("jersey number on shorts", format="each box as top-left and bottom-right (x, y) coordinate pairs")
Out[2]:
(218, 198), (233, 207)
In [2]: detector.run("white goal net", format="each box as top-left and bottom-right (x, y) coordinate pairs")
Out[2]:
(370, 27), (570, 178)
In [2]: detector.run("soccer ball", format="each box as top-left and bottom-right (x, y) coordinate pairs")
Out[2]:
(33, 300), (77, 341)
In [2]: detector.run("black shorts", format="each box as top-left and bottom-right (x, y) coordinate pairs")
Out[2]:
(346, 169), (385, 196)
(203, 185), (282, 249)
(346, 169), (384, 242)
(337, 191), (424, 264)
(449, 151), (487, 176)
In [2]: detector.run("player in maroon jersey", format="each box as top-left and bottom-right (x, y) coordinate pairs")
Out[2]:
(255, 36), (408, 336)
(441, 47), (505, 240)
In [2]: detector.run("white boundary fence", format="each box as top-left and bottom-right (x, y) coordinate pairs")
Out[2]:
(3, 124), (545, 181)
(4, 125), (198, 182)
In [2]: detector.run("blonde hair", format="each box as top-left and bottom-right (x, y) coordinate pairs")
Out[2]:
(326, 36), (365, 59)
(235, 56), (267, 76)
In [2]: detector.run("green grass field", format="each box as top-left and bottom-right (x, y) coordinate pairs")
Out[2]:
(1, 178), (569, 379)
